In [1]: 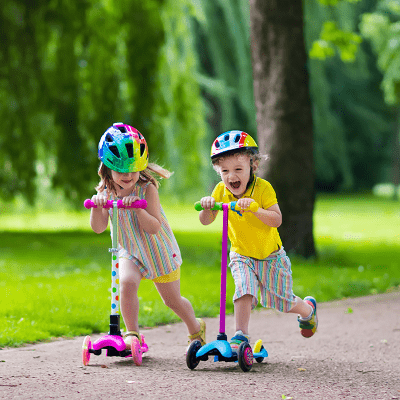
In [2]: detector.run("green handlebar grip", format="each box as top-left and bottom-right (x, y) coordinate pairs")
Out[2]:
(194, 201), (223, 211)
(194, 201), (259, 212)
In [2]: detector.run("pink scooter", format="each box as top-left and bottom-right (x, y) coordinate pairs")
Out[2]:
(82, 198), (149, 366)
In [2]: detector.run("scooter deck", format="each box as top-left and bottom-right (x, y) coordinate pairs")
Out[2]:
(90, 334), (149, 357)
(196, 339), (268, 362)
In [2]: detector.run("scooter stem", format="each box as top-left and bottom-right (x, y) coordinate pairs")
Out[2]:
(219, 203), (229, 338)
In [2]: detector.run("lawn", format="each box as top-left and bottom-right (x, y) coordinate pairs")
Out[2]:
(1, 194), (399, 347)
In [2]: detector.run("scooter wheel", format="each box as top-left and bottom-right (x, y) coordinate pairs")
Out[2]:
(131, 336), (143, 366)
(82, 336), (91, 366)
(186, 340), (202, 370)
(238, 341), (253, 372)
(253, 339), (264, 363)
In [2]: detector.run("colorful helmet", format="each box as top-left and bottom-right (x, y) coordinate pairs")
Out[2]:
(211, 130), (258, 159)
(98, 123), (149, 172)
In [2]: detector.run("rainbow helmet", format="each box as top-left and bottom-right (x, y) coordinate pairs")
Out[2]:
(98, 123), (148, 172)
(211, 130), (258, 159)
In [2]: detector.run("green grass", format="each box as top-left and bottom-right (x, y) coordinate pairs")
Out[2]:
(1, 194), (399, 347)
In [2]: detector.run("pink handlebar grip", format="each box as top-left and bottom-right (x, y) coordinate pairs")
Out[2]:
(84, 199), (147, 209)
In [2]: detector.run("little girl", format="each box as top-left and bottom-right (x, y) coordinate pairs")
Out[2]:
(199, 130), (317, 353)
(89, 122), (205, 349)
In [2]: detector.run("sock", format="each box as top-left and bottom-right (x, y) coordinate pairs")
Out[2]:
(299, 305), (314, 321)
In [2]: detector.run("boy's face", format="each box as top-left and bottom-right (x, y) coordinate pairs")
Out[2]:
(217, 154), (252, 198)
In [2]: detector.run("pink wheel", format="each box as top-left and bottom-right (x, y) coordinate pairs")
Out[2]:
(82, 336), (91, 366)
(140, 334), (149, 353)
(131, 336), (143, 366)
(238, 342), (253, 372)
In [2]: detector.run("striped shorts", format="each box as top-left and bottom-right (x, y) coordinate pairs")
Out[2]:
(229, 247), (297, 312)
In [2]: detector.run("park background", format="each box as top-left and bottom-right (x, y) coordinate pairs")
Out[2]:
(1, 0), (400, 347)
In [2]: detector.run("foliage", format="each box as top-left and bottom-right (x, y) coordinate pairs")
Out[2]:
(0, 0), (208, 205)
(0, 0), (398, 207)
(1, 194), (400, 347)
(181, 0), (256, 143)
(318, 0), (362, 4)
(359, 0), (400, 105)
(310, 0), (363, 62)
(305, 0), (396, 191)
(310, 21), (362, 62)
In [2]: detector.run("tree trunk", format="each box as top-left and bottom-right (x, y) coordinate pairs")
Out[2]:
(249, 0), (316, 257)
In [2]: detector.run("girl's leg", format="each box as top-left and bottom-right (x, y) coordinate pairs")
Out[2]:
(119, 258), (143, 333)
(154, 279), (200, 335)
(233, 294), (253, 335)
(287, 296), (313, 318)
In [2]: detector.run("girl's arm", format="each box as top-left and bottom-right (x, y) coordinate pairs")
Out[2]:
(237, 198), (282, 228)
(90, 194), (109, 233)
(122, 184), (162, 234)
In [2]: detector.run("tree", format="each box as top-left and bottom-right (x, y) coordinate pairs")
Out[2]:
(248, 0), (316, 257)
(0, 0), (207, 205)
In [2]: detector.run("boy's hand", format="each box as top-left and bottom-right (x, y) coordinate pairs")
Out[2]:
(200, 196), (216, 210)
(91, 194), (108, 207)
(237, 198), (258, 212)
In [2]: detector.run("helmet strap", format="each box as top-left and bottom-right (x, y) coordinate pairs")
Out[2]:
(246, 168), (255, 191)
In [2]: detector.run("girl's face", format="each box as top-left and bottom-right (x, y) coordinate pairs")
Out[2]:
(111, 170), (140, 193)
(217, 154), (252, 198)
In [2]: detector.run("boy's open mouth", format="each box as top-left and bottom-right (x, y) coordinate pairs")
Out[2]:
(230, 181), (241, 189)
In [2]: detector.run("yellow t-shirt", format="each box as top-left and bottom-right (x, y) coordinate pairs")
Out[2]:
(211, 176), (282, 259)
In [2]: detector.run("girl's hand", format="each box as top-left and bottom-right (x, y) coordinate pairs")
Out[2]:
(91, 194), (108, 207)
(237, 198), (257, 212)
(121, 195), (141, 207)
(200, 196), (215, 210)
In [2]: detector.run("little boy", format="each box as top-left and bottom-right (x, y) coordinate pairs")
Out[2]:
(199, 130), (317, 352)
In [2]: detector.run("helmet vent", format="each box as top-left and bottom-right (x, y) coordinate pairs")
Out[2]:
(234, 134), (240, 143)
(109, 145), (120, 158)
(125, 143), (134, 158)
(224, 134), (229, 141)
(105, 133), (113, 142)
(215, 140), (220, 148)
(140, 143), (146, 157)
(116, 126), (127, 133)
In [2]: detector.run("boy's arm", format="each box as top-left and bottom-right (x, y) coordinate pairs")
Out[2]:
(198, 196), (218, 225)
(236, 197), (282, 228)
(199, 209), (218, 225)
(253, 203), (282, 228)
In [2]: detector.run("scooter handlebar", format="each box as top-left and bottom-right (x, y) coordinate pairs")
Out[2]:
(84, 199), (147, 210)
(194, 200), (259, 213)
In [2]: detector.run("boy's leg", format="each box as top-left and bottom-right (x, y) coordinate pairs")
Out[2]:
(234, 294), (253, 335)
(287, 296), (313, 318)
(289, 296), (318, 338)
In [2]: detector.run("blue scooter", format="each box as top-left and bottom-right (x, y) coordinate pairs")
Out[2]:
(186, 201), (268, 372)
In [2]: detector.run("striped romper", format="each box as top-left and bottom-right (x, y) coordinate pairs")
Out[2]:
(107, 182), (182, 282)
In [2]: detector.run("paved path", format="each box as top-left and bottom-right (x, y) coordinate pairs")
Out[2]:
(1, 292), (400, 399)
